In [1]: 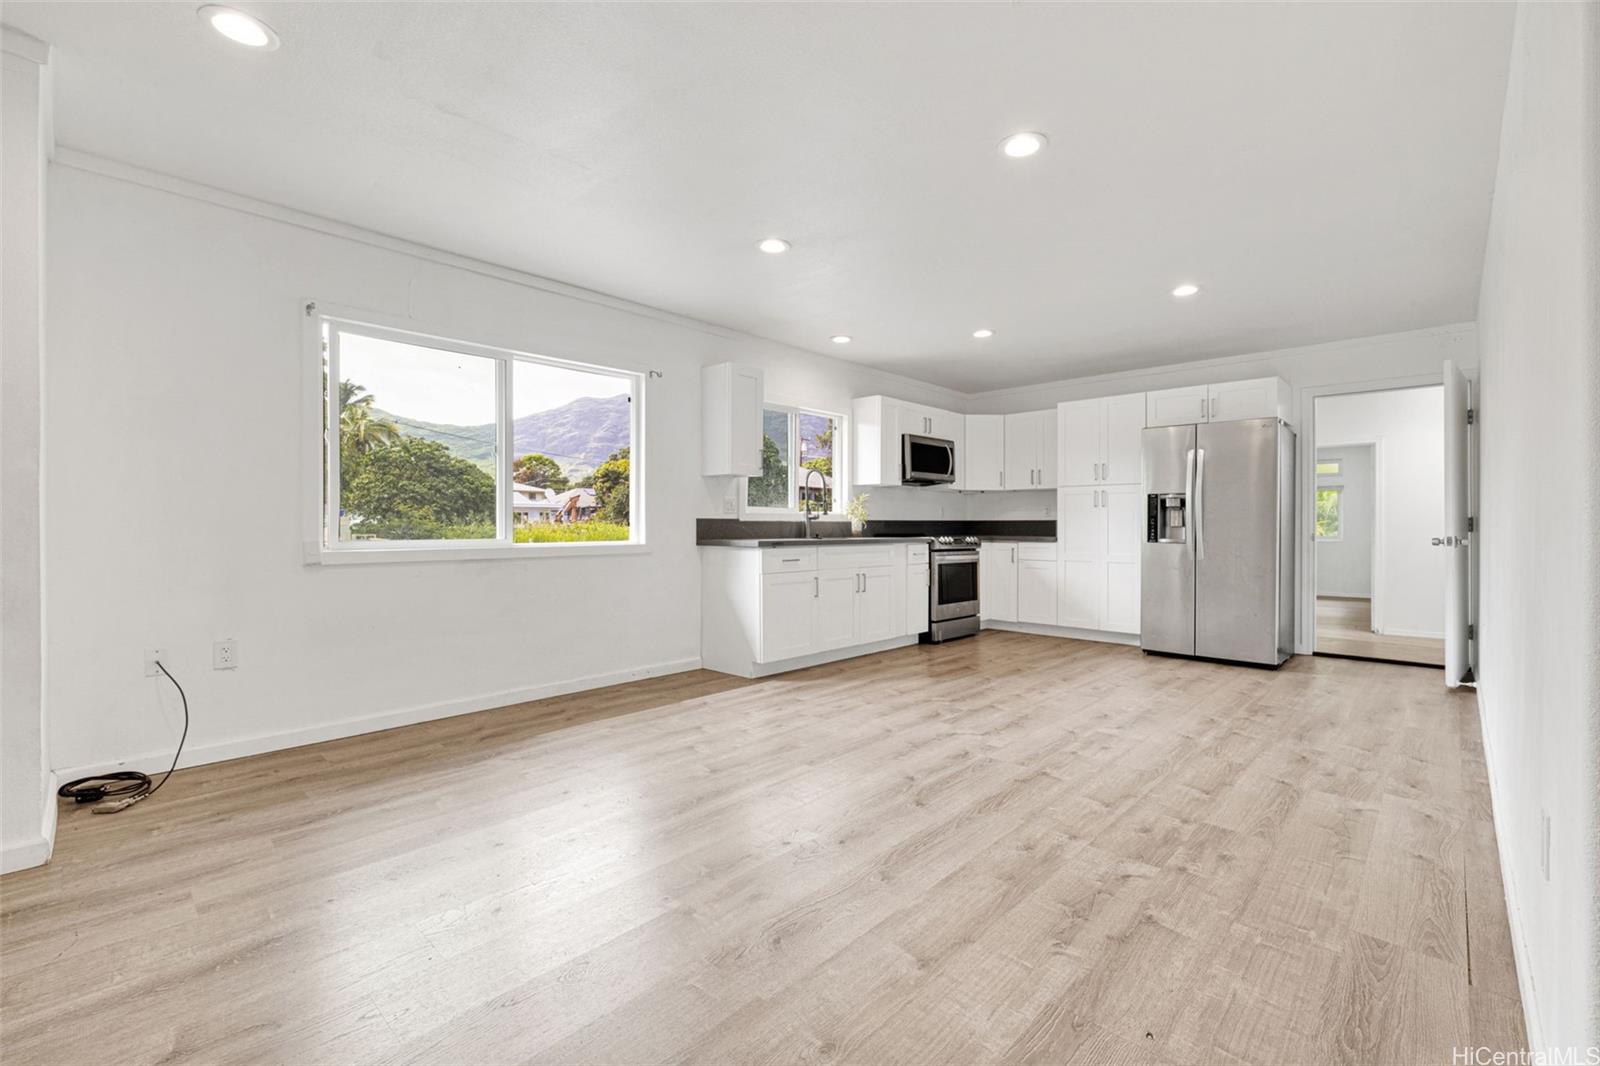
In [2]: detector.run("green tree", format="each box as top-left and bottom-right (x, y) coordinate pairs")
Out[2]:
(338, 379), (400, 478)
(513, 452), (570, 492)
(591, 447), (631, 525)
(747, 434), (789, 508)
(345, 437), (494, 537)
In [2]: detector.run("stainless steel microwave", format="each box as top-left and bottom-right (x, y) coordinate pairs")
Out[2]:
(901, 433), (957, 485)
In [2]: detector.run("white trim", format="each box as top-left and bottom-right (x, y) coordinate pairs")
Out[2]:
(1294, 373), (1456, 656)
(981, 620), (1141, 646)
(741, 402), (848, 521)
(1474, 686), (1543, 1055)
(52, 659), (702, 784)
(714, 636), (919, 680)
(1, 27), (51, 65)
(309, 303), (645, 561)
(50, 149), (972, 409)
(307, 540), (651, 565)
(0, 772), (57, 875)
(964, 322), (1478, 406)
(1379, 625), (1446, 640)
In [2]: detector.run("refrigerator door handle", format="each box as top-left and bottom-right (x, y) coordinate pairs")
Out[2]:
(1185, 447), (1196, 547)
(1194, 447), (1206, 560)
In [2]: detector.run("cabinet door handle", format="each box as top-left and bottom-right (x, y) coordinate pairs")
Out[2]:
(1011, 547), (1016, 563)
(813, 576), (819, 598)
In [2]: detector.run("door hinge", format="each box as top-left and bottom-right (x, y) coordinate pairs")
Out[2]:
(1467, 516), (1475, 533)
(1466, 407), (1476, 425)
(1468, 624), (1476, 640)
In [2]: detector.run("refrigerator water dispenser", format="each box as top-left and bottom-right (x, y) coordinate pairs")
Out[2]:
(1147, 493), (1187, 544)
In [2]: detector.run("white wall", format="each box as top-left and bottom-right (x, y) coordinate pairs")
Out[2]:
(1, 30), (55, 874)
(1316, 388), (1445, 635)
(42, 158), (970, 779)
(1474, 1), (1600, 1053)
(1314, 444), (1374, 599)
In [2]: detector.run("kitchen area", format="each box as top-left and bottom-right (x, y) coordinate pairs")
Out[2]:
(698, 364), (1296, 678)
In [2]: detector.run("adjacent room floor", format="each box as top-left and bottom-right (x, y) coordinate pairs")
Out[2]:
(1316, 595), (1447, 667)
(0, 632), (1522, 1065)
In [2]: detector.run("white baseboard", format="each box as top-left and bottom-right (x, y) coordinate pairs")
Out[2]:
(717, 636), (919, 680)
(0, 771), (58, 875)
(53, 657), (703, 783)
(1380, 625), (1446, 639)
(1474, 684), (1543, 1055)
(982, 620), (1141, 646)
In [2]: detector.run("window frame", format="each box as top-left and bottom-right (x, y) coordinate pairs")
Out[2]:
(305, 302), (646, 563)
(742, 403), (847, 519)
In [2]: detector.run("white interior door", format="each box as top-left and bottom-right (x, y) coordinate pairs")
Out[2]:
(1442, 360), (1472, 686)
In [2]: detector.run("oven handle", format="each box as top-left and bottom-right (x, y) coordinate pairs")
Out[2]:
(932, 551), (980, 564)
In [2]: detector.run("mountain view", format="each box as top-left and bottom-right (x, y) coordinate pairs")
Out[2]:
(376, 393), (631, 477)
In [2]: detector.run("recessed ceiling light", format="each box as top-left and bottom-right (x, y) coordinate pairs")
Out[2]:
(1000, 132), (1046, 159)
(1172, 283), (1201, 298)
(757, 237), (791, 255)
(972, 328), (995, 339)
(830, 335), (852, 345)
(198, 5), (279, 49)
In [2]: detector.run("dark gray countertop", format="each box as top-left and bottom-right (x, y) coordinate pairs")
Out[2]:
(698, 536), (936, 548)
(699, 534), (1056, 547)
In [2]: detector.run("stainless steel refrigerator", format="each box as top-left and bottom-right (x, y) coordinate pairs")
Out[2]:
(1141, 417), (1295, 666)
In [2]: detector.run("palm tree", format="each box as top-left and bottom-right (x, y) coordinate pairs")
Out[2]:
(340, 397), (400, 455)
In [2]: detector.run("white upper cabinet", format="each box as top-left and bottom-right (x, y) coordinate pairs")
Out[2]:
(964, 415), (1005, 491)
(1057, 393), (1146, 486)
(1102, 394), (1146, 484)
(1003, 410), (1057, 490)
(853, 395), (964, 488)
(1144, 385), (1208, 428)
(1146, 377), (1292, 427)
(701, 363), (764, 476)
(1206, 377), (1293, 424)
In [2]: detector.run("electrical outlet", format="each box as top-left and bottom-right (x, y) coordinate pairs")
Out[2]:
(1540, 809), (1551, 880)
(213, 639), (239, 671)
(722, 495), (737, 515)
(144, 648), (168, 677)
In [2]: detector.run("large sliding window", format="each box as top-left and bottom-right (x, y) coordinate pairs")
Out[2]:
(320, 315), (642, 554)
(746, 405), (843, 515)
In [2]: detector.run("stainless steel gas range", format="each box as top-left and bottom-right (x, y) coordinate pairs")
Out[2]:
(923, 536), (980, 643)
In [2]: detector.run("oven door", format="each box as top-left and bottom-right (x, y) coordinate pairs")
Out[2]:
(930, 550), (980, 621)
(902, 434), (957, 484)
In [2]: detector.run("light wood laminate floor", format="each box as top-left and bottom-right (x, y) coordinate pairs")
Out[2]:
(1316, 595), (1447, 667)
(1, 632), (1524, 1065)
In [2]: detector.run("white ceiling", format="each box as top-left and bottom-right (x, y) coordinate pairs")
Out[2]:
(9, 2), (1514, 392)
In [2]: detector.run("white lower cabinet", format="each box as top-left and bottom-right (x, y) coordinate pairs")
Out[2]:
(1056, 485), (1142, 634)
(814, 569), (861, 651)
(981, 542), (1058, 627)
(906, 562), (930, 635)
(858, 566), (900, 644)
(703, 544), (921, 677)
(980, 541), (1019, 622)
(759, 571), (818, 660)
(1017, 554), (1058, 625)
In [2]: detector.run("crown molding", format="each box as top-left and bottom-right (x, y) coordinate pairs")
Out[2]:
(51, 147), (968, 407)
(962, 322), (1478, 405)
(1, 26), (50, 64)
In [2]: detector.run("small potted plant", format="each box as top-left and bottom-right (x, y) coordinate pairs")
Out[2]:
(847, 493), (870, 536)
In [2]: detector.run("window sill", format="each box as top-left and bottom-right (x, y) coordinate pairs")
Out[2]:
(306, 540), (650, 565)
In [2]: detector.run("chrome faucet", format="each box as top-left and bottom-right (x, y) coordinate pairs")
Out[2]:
(802, 467), (827, 537)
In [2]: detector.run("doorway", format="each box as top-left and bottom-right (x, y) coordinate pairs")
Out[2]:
(1312, 387), (1446, 667)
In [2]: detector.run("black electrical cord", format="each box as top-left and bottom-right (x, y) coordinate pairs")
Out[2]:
(57, 661), (190, 814)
